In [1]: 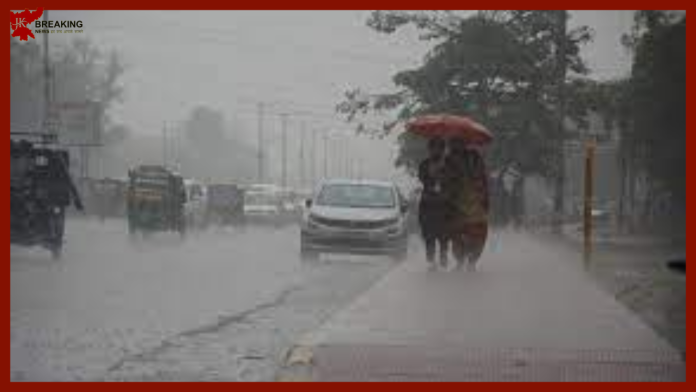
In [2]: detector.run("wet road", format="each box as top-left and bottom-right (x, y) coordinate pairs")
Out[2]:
(11, 218), (398, 381)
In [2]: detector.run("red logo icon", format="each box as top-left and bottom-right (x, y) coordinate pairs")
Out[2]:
(10, 8), (43, 41)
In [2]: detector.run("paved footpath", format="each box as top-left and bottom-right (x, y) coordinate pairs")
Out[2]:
(278, 231), (685, 381)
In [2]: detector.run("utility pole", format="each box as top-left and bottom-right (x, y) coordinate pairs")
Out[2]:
(311, 129), (318, 187)
(553, 10), (568, 234)
(341, 137), (347, 178)
(345, 138), (352, 179)
(257, 103), (265, 183)
(332, 137), (338, 178)
(583, 139), (596, 269)
(299, 122), (306, 189)
(339, 137), (345, 178)
(281, 113), (288, 188)
(43, 10), (51, 133)
(323, 132), (329, 180)
(162, 122), (168, 167)
(176, 124), (182, 172)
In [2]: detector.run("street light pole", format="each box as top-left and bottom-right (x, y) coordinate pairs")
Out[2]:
(43, 10), (51, 134)
(162, 122), (168, 167)
(583, 139), (596, 269)
(553, 10), (568, 234)
(299, 122), (306, 188)
(323, 132), (329, 180)
(281, 113), (288, 188)
(257, 103), (265, 183)
(311, 129), (317, 188)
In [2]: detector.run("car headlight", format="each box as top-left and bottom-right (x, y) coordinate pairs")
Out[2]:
(385, 218), (403, 235)
(381, 217), (400, 227)
(305, 214), (321, 230)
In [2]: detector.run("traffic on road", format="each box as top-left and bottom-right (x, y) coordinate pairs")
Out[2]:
(11, 10), (684, 382)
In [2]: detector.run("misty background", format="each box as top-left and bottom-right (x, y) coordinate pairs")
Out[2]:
(17, 10), (634, 190)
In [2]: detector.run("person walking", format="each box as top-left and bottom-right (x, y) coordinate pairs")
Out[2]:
(417, 137), (449, 269)
(444, 138), (490, 271)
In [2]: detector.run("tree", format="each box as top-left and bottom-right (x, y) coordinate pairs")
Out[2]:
(337, 11), (593, 180)
(11, 38), (46, 129)
(600, 11), (686, 235)
(630, 14), (685, 208)
(179, 106), (258, 182)
(53, 37), (125, 138)
(10, 37), (125, 144)
(184, 106), (226, 148)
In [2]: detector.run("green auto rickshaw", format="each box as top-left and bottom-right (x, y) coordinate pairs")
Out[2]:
(127, 165), (186, 238)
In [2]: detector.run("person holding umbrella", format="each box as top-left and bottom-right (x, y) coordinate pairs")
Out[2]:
(444, 139), (490, 271)
(407, 114), (492, 271)
(417, 136), (449, 269)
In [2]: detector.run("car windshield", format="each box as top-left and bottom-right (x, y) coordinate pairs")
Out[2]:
(316, 184), (395, 209)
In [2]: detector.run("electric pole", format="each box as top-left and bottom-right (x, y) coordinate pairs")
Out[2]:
(162, 122), (168, 167)
(311, 129), (318, 187)
(323, 132), (329, 180)
(553, 10), (568, 234)
(281, 113), (288, 188)
(299, 122), (306, 189)
(346, 138), (351, 178)
(176, 124), (183, 172)
(43, 10), (51, 133)
(257, 103), (265, 183)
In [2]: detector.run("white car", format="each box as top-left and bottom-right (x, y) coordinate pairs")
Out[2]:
(243, 191), (284, 226)
(300, 179), (409, 261)
(184, 179), (208, 229)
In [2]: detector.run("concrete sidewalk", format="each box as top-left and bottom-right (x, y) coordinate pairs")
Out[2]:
(278, 231), (685, 381)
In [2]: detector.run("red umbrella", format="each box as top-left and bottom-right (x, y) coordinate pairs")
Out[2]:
(406, 114), (493, 144)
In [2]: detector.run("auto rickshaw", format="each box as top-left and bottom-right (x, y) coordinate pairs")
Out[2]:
(127, 165), (186, 238)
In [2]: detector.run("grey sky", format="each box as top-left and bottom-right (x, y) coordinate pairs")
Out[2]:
(44, 10), (636, 185)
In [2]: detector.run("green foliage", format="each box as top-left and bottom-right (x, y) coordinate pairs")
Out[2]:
(337, 11), (594, 178)
(630, 14), (686, 205)
(10, 37), (125, 143)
